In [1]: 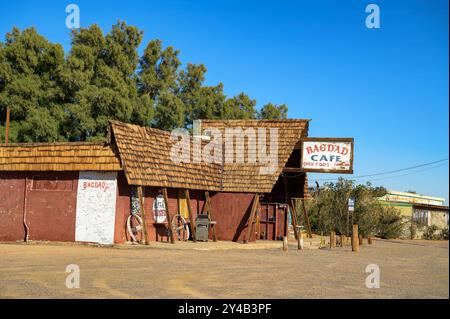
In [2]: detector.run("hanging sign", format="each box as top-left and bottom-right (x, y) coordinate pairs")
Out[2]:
(348, 198), (355, 212)
(300, 138), (354, 173)
(153, 194), (167, 223)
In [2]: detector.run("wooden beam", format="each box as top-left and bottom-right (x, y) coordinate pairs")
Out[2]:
(137, 186), (149, 245)
(244, 194), (259, 243)
(184, 189), (196, 242)
(301, 199), (313, 239)
(5, 107), (10, 145)
(204, 191), (217, 242)
(283, 176), (298, 240)
(352, 224), (359, 252)
(162, 188), (175, 244)
(282, 167), (302, 173)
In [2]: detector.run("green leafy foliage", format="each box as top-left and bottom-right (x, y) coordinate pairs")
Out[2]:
(306, 178), (404, 239)
(0, 23), (289, 142)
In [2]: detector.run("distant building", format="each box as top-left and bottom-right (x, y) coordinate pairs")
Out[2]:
(379, 190), (449, 233)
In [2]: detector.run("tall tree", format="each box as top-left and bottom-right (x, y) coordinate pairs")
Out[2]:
(0, 27), (65, 142)
(1, 23), (290, 142)
(258, 103), (288, 119)
(61, 22), (145, 141)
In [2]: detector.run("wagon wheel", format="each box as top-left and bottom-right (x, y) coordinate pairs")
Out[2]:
(171, 214), (190, 241)
(126, 214), (143, 243)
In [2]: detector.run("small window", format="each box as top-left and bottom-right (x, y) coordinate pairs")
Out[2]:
(412, 208), (429, 226)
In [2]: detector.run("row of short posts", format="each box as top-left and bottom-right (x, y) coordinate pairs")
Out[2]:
(329, 225), (373, 252)
(283, 225), (372, 252)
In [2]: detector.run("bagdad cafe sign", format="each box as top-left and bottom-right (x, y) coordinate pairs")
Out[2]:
(300, 138), (354, 174)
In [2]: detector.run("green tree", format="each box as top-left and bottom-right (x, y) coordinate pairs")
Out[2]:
(306, 178), (403, 238)
(1, 23), (290, 142)
(0, 27), (65, 142)
(258, 103), (288, 119)
(61, 22), (145, 141)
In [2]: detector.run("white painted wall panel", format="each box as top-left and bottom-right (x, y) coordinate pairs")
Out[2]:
(75, 171), (117, 245)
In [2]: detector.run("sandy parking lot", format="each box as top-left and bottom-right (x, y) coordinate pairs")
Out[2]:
(0, 239), (448, 299)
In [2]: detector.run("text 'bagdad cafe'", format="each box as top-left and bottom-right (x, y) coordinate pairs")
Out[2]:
(300, 138), (354, 174)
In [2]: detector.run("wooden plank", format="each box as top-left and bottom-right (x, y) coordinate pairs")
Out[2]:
(283, 176), (298, 240)
(352, 224), (359, 252)
(162, 188), (175, 244)
(204, 191), (217, 242)
(282, 167), (302, 173)
(244, 194), (259, 243)
(137, 186), (149, 245)
(301, 199), (313, 239)
(184, 189), (196, 242)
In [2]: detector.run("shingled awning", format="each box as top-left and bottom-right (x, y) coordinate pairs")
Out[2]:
(110, 119), (309, 193)
(109, 120), (223, 191)
(200, 119), (309, 193)
(0, 142), (122, 171)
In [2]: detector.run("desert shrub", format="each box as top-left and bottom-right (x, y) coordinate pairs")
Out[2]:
(422, 225), (440, 240)
(306, 178), (400, 238)
(440, 227), (449, 240)
(409, 221), (418, 239)
(376, 206), (404, 239)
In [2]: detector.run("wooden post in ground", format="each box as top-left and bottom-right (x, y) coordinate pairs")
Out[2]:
(330, 231), (336, 248)
(283, 176), (298, 240)
(162, 188), (175, 244)
(283, 236), (288, 252)
(204, 191), (217, 242)
(368, 236), (373, 245)
(359, 234), (364, 245)
(352, 224), (359, 252)
(184, 189), (196, 242)
(340, 235), (345, 247)
(301, 199), (313, 239)
(5, 107), (10, 145)
(244, 194), (259, 243)
(137, 186), (149, 245)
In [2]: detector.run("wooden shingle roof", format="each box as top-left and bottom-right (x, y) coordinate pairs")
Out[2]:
(109, 120), (223, 191)
(200, 119), (309, 193)
(110, 119), (309, 193)
(0, 142), (122, 171)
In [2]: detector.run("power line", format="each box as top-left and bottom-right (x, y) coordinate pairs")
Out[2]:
(349, 162), (448, 183)
(312, 158), (449, 182)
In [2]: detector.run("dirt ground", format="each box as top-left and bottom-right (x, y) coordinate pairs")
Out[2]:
(0, 238), (448, 299)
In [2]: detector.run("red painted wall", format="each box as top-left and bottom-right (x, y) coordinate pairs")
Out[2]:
(114, 177), (207, 243)
(0, 172), (26, 241)
(209, 192), (255, 242)
(0, 171), (78, 242)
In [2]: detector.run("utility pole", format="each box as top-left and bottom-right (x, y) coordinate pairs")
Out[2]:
(5, 107), (10, 144)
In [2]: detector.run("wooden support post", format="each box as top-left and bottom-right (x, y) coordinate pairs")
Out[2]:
(283, 176), (298, 240)
(340, 234), (344, 247)
(352, 224), (359, 252)
(359, 234), (364, 245)
(283, 236), (288, 252)
(368, 236), (373, 245)
(330, 231), (336, 248)
(204, 191), (217, 242)
(137, 186), (149, 245)
(244, 194), (259, 243)
(184, 189), (196, 242)
(301, 199), (313, 239)
(5, 107), (10, 145)
(162, 188), (175, 244)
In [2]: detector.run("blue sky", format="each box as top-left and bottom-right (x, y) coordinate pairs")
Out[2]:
(1, 0), (448, 201)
